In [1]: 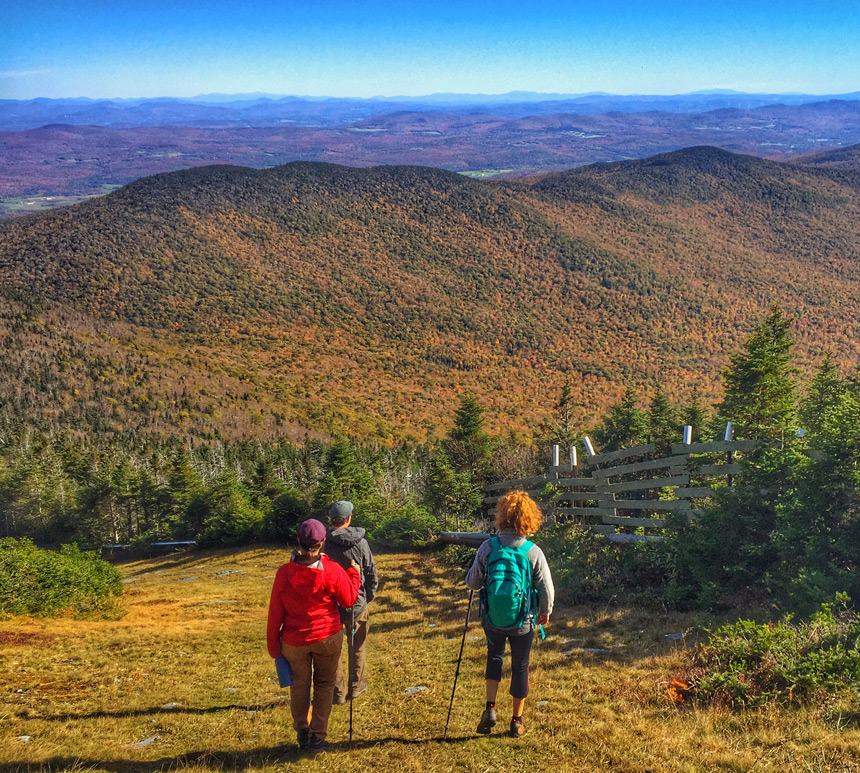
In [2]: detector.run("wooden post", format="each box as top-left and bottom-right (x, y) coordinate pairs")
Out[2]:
(724, 422), (734, 487)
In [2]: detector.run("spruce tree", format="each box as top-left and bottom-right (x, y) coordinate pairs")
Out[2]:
(718, 303), (797, 441)
(594, 383), (648, 452)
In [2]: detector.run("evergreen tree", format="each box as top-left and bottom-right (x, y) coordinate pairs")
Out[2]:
(648, 385), (678, 453)
(718, 303), (797, 441)
(443, 394), (491, 479)
(594, 384), (648, 452)
(799, 354), (844, 437)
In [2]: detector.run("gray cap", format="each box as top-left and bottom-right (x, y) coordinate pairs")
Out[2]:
(329, 500), (354, 525)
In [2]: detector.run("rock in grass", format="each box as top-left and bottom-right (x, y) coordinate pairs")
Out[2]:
(161, 702), (179, 709)
(536, 700), (549, 708)
(133, 736), (160, 748)
(663, 633), (685, 640)
(404, 685), (428, 694)
(15, 736), (32, 743)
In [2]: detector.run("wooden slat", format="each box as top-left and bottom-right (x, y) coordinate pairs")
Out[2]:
(485, 473), (550, 492)
(556, 477), (597, 487)
(600, 515), (667, 528)
(670, 440), (760, 455)
(588, 443), (655, 465)
(612, 499), (692, 512)
(675, 486), (716, 498)
(605, 475), (689, 493)
(554, 506), (617, 517)
(588, 524), (617, 535)
(555, 492), (600, 504)
(595, 455), (688, 478)
(695, 463), (741, 476)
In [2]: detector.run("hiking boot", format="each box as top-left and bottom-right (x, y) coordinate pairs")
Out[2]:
(476, 706), (497, 734)
(509, 717), (526, 738)
(296, 729), (311, 749)
(349, 680), (367, 700)
(333, 689), (347, 705)
(307, 735), (330, 752)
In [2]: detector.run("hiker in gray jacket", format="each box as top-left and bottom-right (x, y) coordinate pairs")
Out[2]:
(325, 500), (379, 703)
(466, 490), (554, 738)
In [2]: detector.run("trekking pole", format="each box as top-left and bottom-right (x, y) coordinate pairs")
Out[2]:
(443, 588), (474, 740)
(349, 605), (355, 745)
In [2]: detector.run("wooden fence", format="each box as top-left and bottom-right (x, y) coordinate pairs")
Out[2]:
(483, 436), (760, 537)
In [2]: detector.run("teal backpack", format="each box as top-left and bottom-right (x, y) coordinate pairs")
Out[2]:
(481, 536), (537, 629)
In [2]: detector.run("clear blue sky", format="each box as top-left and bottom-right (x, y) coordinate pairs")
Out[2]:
(2, 0), (858, 99)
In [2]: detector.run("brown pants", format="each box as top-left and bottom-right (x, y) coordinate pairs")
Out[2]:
(335, 606), (369, 697)
(281, 629), (343, 740)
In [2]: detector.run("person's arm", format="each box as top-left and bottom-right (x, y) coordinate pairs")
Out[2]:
(465, 540), (490, 590)
(327, 557), (361, 609)
(266, 567), (287, 658)
(363, 543), (379, 603)
(531, 546), (555, 620)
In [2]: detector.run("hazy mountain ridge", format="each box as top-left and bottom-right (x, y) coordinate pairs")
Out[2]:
(5, 91), (860, 131)
(4, 100), (860, 216)
(1, 147), (859, 441)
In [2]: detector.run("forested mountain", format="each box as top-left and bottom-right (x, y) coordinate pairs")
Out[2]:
(1, 146), (859, 443)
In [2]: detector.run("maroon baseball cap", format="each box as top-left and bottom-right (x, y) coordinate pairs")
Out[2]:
(297, 518), (326, 548)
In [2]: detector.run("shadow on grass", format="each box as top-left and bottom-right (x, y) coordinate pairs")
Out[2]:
(31, 700), (290, 722)
(0, 736), (479, 772)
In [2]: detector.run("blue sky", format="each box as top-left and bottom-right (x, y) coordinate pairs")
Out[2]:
(2, 0), (859, 99)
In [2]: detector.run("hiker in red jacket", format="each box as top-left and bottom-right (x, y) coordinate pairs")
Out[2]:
(267, 518), (360, 751)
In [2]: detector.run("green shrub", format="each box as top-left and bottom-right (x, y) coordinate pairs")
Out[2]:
(0, 537), (123, 616)
(374, 504), (439, 548)
(692, 595), (860, 707)
(540, 522), (670, 603)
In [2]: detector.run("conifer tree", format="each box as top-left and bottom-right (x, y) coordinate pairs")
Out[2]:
(594, 383), (647, 451)
(717, 303), (797, 441)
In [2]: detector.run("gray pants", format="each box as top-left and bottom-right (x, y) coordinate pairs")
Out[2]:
(334, 605), (369, 697)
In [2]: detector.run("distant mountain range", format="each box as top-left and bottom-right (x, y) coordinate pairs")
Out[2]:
(1, 145), (859, 442)
(3, 99), (860, 215)
(4, 91), (860, 131)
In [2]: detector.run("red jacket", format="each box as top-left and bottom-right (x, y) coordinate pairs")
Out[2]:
(267, 553), (360, 655)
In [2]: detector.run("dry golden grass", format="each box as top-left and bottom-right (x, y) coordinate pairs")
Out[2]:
(2, 547), (860, 772)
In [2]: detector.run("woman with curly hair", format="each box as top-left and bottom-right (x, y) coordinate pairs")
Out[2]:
(466, 490), (555, 738)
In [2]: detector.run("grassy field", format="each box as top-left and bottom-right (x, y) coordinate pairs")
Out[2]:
(0, 186), (121, 215)
(2, 547), (860, 772)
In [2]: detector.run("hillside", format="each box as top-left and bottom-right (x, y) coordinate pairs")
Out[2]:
(1, 547), (858, 771)
(1, 148), (859, 442)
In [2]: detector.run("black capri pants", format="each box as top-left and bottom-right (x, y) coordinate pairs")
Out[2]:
(483, 622), (535, 699)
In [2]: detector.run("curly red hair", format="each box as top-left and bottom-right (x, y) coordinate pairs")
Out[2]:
(495, 490), (543, 536)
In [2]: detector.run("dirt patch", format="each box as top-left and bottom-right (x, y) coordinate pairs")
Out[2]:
(0, 631), (54, 648)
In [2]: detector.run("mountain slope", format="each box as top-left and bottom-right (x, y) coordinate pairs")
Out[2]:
(1, 149), (859, 442)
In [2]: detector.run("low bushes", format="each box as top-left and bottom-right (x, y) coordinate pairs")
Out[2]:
(0, 537), (123, 616)
(687, 595), (860, 707)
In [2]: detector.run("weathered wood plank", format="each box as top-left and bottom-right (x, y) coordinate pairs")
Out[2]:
(588, 443), (656, 466)
(675, 486), (717, 498)
(485, 473), (550, 492)
(600, 515), (667, 528)
(612, 499), (692, 512)
(695, 463), (741, 476)
(554, 492), (601, 504)
(596, 455), (688, 478)
(554, 506), (617, 517)
(556, 477), (597, 487)
(589, 524), (617, 535)
(605, 475), (689, 493)
(670, 440), (760, 455)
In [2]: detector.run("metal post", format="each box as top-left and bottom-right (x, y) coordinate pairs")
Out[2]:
(443, 589), (474, 740)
